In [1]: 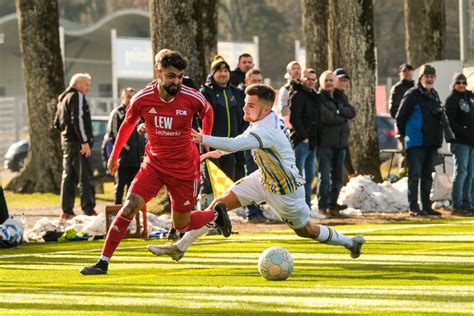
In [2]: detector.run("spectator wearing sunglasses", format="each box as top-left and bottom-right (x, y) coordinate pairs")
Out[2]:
(445, 73), (474, 216)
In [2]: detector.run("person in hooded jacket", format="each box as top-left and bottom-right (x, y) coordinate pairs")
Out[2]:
(445, 73), (474, 216)
(289, 68), (319, 208)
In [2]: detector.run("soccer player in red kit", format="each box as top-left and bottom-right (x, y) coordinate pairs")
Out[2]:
(80, 49), (231, 275)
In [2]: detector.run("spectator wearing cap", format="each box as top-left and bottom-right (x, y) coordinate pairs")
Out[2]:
(445, 73), (474, 216)
(389, 63), (414, 177)
(396, 64), (443, 216)
(317, 70), (356, 218)
(277, 61), (301, 120)
(199, 55), (247, 208)
(333, 68), (358, 180)
(230, 53), (255, 88)
(390, 63), (415, 119)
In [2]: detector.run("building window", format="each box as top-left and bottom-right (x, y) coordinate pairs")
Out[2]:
(99, 84), (112, 97)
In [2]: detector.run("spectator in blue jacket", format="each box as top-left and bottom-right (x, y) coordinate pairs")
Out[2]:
(396, 64), (443, 216)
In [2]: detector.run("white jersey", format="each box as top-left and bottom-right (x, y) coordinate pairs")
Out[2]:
(202, 111), (304, 195)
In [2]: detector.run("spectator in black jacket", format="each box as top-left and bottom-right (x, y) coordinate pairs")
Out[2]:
(389, 63), (414, 176)
(55, 73), (96, 220)
(199, 55), (247, 207)
(289, 68), (319, 208)
(238, 68), (263, 91)
(317, 70), (356, 218)
(396, 64), (443, 216)
(389, 63), (415, 119)
(105, 87), (146, 204)
(445, 73), (474, 216)
(334, 68), (358, 179)
(230, 53), (254, 87)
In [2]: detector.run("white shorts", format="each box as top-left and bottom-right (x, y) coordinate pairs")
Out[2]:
(230, 171), (310, 229)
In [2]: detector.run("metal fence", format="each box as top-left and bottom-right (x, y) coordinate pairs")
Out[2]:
(0, 96), (116, 160)
(0, 97), (27, 159)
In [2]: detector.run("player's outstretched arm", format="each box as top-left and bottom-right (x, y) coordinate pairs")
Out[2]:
(195, 131), (261, 153)
(200, 150), (224, 161)
(191, 128), (204, 144)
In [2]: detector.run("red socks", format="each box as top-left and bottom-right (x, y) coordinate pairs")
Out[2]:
(101, 210), (133, 258)
(101, 209), (215, 257)
(175, 210), (215, 233)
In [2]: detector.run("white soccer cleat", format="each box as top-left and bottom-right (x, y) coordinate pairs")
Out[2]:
(347, 235), (365, 259)
(147, 243), (184, 262)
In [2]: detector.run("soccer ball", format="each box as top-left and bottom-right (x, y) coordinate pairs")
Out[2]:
(258, 246), (293, 281)
(0, 217), (24, 248)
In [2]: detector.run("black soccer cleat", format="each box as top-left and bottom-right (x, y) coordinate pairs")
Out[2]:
(213, 202), (232, 238)
(80, 259), (108, 275)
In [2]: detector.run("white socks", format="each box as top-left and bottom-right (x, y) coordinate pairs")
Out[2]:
(100, 255), (110, 263)
(175, 225), (210, 252)
(315, 225), (352, 248)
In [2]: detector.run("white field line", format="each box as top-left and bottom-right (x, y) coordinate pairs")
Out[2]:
(0, 287), (473, 314)
(1, 222), (473, 259)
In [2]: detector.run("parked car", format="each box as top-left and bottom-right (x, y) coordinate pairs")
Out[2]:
(3, 139), (28, 172)
(3, 116), (109, 175)
(376, 113), (399, 161)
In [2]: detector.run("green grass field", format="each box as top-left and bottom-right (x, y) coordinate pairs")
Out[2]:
(1, 219), (473, 315)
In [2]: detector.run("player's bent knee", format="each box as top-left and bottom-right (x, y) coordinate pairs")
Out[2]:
(209, 190), (241, 210)
(174, 222), (190, 233)
(122, 193), (145, 217)
(293, 227), (309, 238)
(172, 212), (191, 232)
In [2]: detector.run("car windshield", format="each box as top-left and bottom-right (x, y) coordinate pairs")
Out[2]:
(92, 119), (107, 138)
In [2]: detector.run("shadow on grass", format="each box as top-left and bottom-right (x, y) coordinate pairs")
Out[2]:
(2, 281), (473, 306)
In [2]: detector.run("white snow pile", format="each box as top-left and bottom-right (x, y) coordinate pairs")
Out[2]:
(337, 175), (409, 214)
(25, 212), (173, 242)
(229, 207), (249, 224)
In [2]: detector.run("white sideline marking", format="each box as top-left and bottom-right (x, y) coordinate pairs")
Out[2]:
(1, 222), (473, 259)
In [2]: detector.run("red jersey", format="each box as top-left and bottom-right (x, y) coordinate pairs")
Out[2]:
(111, 81), (213, 180)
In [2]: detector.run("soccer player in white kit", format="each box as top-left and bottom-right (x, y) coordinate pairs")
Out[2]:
(148, 84), (365, 261)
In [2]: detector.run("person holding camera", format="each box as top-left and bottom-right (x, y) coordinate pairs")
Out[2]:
(445, 73), (474, 216)
(396, 64), (444, 216)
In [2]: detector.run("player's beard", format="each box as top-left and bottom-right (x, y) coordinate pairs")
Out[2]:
(244, 108), (264, 122)
(163, 83), (180, 95)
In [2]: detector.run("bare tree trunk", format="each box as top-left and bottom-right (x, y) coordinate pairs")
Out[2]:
(149, 0), (217, 86)
(329, 0), (382, 181)
(7, 0), (64, 193)
(302, 0), (329, 75)
(197, 0), (218, 78)
(404, 0), (445, 68)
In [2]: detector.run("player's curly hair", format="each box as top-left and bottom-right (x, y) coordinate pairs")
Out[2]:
(154, 49), (188, 70)
(245, 84), (275, 105)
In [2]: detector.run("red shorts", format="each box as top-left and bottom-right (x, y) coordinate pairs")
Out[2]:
(129, 163), (200, 213)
